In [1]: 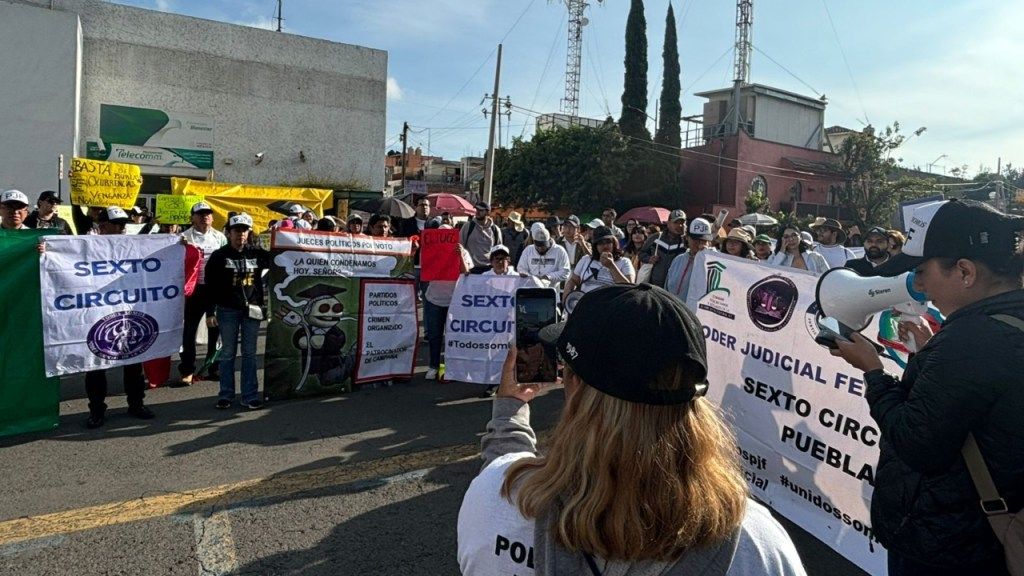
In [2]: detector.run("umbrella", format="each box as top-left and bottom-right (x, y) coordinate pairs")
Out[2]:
(427, 193), (476, 217)
(616, 206), (670, 225)
(351, 196), (415, 218)
(738, 213), (779, 227)
(267, 200), (308, 216)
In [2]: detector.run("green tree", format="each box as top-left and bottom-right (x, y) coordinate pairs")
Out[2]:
(835, 122), (932, 229)
(492, 125), (629, 211)
(619, 0), (651, 141)
(654, 4), (681, 149)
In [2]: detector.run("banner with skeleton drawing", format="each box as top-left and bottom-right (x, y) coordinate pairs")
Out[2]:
(265, 230), (415, 398)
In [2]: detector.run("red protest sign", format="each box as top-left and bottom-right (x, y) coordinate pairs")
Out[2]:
(420, 228), (461, 281)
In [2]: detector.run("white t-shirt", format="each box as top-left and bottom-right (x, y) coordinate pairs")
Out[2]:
(814, 244), (855, 269)
(572, 255), (635, 293)
(458, 453), (808, 576)
(484, 265), (518, 276)
(182, 227), (228, 284)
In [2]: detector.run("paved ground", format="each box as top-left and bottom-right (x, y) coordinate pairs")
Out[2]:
(0, 333), (869, 576)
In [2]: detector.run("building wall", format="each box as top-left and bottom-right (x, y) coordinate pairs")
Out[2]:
(0, 1), (81, 195)
(753, 96), (824, 150)
(681, 131), (840, 216)
(5, 0), (386, 195)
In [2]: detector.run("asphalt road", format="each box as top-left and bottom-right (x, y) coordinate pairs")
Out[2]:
(0, 333), (869, 576)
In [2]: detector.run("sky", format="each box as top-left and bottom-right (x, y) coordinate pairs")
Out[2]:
(117, 0), (1023, 177)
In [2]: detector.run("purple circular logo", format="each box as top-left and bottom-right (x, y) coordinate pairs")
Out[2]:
(746, 275), (799, 332)
(87, 311), (159, 360)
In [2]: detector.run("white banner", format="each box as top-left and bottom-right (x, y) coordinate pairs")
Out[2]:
(39, 235), (185, 376)
(444, 275), (542, 384)
(686, 252), (894, 575)
(355, 280), (418, 383)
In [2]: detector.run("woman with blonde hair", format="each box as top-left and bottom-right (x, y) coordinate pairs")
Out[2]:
(458, 284), (806, 575)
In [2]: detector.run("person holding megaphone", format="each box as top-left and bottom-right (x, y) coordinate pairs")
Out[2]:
(829, 199), (1024, 576)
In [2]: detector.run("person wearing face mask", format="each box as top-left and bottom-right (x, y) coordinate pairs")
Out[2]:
(830, 199), (1024, 576)
(665, 218), (716, 303)
(461, 201), (503, 274)
(844, 226), (892, 276)
(518, 223), (570, 289)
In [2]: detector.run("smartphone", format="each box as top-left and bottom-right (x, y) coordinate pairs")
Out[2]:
(815, 316), (853, 349)
(515, 287), (559, 384)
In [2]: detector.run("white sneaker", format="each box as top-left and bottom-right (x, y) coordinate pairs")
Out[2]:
(425, 368), (438, 380)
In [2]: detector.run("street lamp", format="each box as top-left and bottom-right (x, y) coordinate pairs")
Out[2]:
(927, 154), (947, 174)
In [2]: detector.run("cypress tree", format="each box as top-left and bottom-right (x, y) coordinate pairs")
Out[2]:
(654, 4), (681, 149)
(619, 0), (650, 141)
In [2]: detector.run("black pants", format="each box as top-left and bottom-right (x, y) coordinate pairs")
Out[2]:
(86, 363), (146, 417)
(179, 285), (219, 376)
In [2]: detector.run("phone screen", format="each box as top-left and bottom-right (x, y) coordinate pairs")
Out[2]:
(515, 288), (558, 384)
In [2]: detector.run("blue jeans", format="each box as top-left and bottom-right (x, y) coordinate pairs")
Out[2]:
(217, 307), (260, 403)
(423, 300), (448, 369)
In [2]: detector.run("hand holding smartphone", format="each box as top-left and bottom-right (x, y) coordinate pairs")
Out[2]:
(514, 287), (559, 385)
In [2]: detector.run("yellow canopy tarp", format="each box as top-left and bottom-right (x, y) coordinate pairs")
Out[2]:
(171, 179), (332, 232)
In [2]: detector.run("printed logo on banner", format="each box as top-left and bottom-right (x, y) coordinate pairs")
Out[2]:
(87, 311), (160, 360)
(746, 275), (799, 332)
(698, 260), (736, 320)
(804, 301), (824, 341)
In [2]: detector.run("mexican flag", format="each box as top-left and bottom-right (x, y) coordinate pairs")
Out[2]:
(0, 229), (59, 436)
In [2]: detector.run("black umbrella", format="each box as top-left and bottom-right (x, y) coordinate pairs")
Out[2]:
(351, 197), (415, 218)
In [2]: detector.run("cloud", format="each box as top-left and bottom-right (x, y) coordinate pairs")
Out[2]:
(233, 15), (276, 30)
(387, 77), (403, 101)
(154, 0), (171, 12)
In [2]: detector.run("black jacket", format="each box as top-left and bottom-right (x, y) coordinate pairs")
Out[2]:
(865, 289), (1024, 568)
(638, 231), (687, 288)
(25, 211), (73, 234)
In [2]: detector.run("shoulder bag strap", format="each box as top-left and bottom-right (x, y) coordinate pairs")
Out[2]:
(960, 313), (1024, 518)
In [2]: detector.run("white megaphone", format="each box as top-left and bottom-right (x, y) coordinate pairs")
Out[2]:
(815, 268), (928, 351)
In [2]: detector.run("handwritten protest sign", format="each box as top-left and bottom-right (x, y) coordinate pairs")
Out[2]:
(156, 195), (204, 224)
(420, 228), (461, 281)
(69, 158), (142, 208)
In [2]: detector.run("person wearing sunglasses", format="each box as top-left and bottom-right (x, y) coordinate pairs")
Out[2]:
(482, 244), (516, 276)
(768, 226), (829, 275)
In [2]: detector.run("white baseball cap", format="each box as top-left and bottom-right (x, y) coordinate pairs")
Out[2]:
(191, 201), (213, 214)
(98, 206), (131, 224)
(1, 189), (29, 206)
(688, 218), (714, 240)
(228, 213), (254, 229)
(531, 223), (552, 247)
(289, 204), (306, 215)
(487, 244), (511, 258)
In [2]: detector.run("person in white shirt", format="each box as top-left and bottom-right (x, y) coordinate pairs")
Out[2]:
(421, 218), (472, 380)
(482, 244), (516, 276)
(768, 226), (830, 275)
(809, 218), (854, 269)
(0, 189), (31, 230)
(519, 223), (570, 289)
(177, 201), (228, 385)
(562, 226), (635, 300)
(666, 218), (716, 303)
(457, 284), (808, 576)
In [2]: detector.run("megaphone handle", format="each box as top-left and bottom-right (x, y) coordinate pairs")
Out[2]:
(900, 313), (921, 353)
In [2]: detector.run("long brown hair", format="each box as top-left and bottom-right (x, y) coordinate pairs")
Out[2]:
(501, 365), (747, 560)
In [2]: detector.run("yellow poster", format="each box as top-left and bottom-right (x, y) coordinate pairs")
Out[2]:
(54, 205), (78, 235)
(69, 158), (142, 208)
(156, 194), (205, 224)
(170, 179), (333, 233)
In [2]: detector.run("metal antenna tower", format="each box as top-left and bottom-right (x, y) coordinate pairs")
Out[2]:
(560, 0), (601, 118)
(733, 0), (753, 83)
(730, 0), (753, 134)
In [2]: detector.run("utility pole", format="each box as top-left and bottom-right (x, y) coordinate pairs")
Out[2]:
(482, 44), (502, 206)
(57, 154), (64, 201)
(400, 121), (409, 193)
(275, 0), (283, 32)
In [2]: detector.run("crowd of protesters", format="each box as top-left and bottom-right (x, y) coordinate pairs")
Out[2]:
(5, 186), (1023, 575)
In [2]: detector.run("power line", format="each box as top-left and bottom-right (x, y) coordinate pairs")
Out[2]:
(522, 17), (566, 138)
(752, 45), (821, 97)
(421, 0), (537, 126)
(820, 0), (869, 125)
(682, 45), (734, 96)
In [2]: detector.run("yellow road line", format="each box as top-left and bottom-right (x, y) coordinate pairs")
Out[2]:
(0, 443), (481, 546)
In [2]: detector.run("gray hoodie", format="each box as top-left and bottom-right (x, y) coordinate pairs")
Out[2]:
(458, 398), (807, 576)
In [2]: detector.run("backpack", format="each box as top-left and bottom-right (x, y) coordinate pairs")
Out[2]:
(961, 313), (1024, 576)
(464, 219), (500, 247)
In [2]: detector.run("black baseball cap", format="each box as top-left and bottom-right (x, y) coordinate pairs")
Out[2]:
(875, 199), (1024, 277)
(864, 226), (888, 240)
(38, 190), (61, 204)
(539, 284), (709, 405)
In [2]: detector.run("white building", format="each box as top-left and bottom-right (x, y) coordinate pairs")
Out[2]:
(0, 0), (386, 203)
